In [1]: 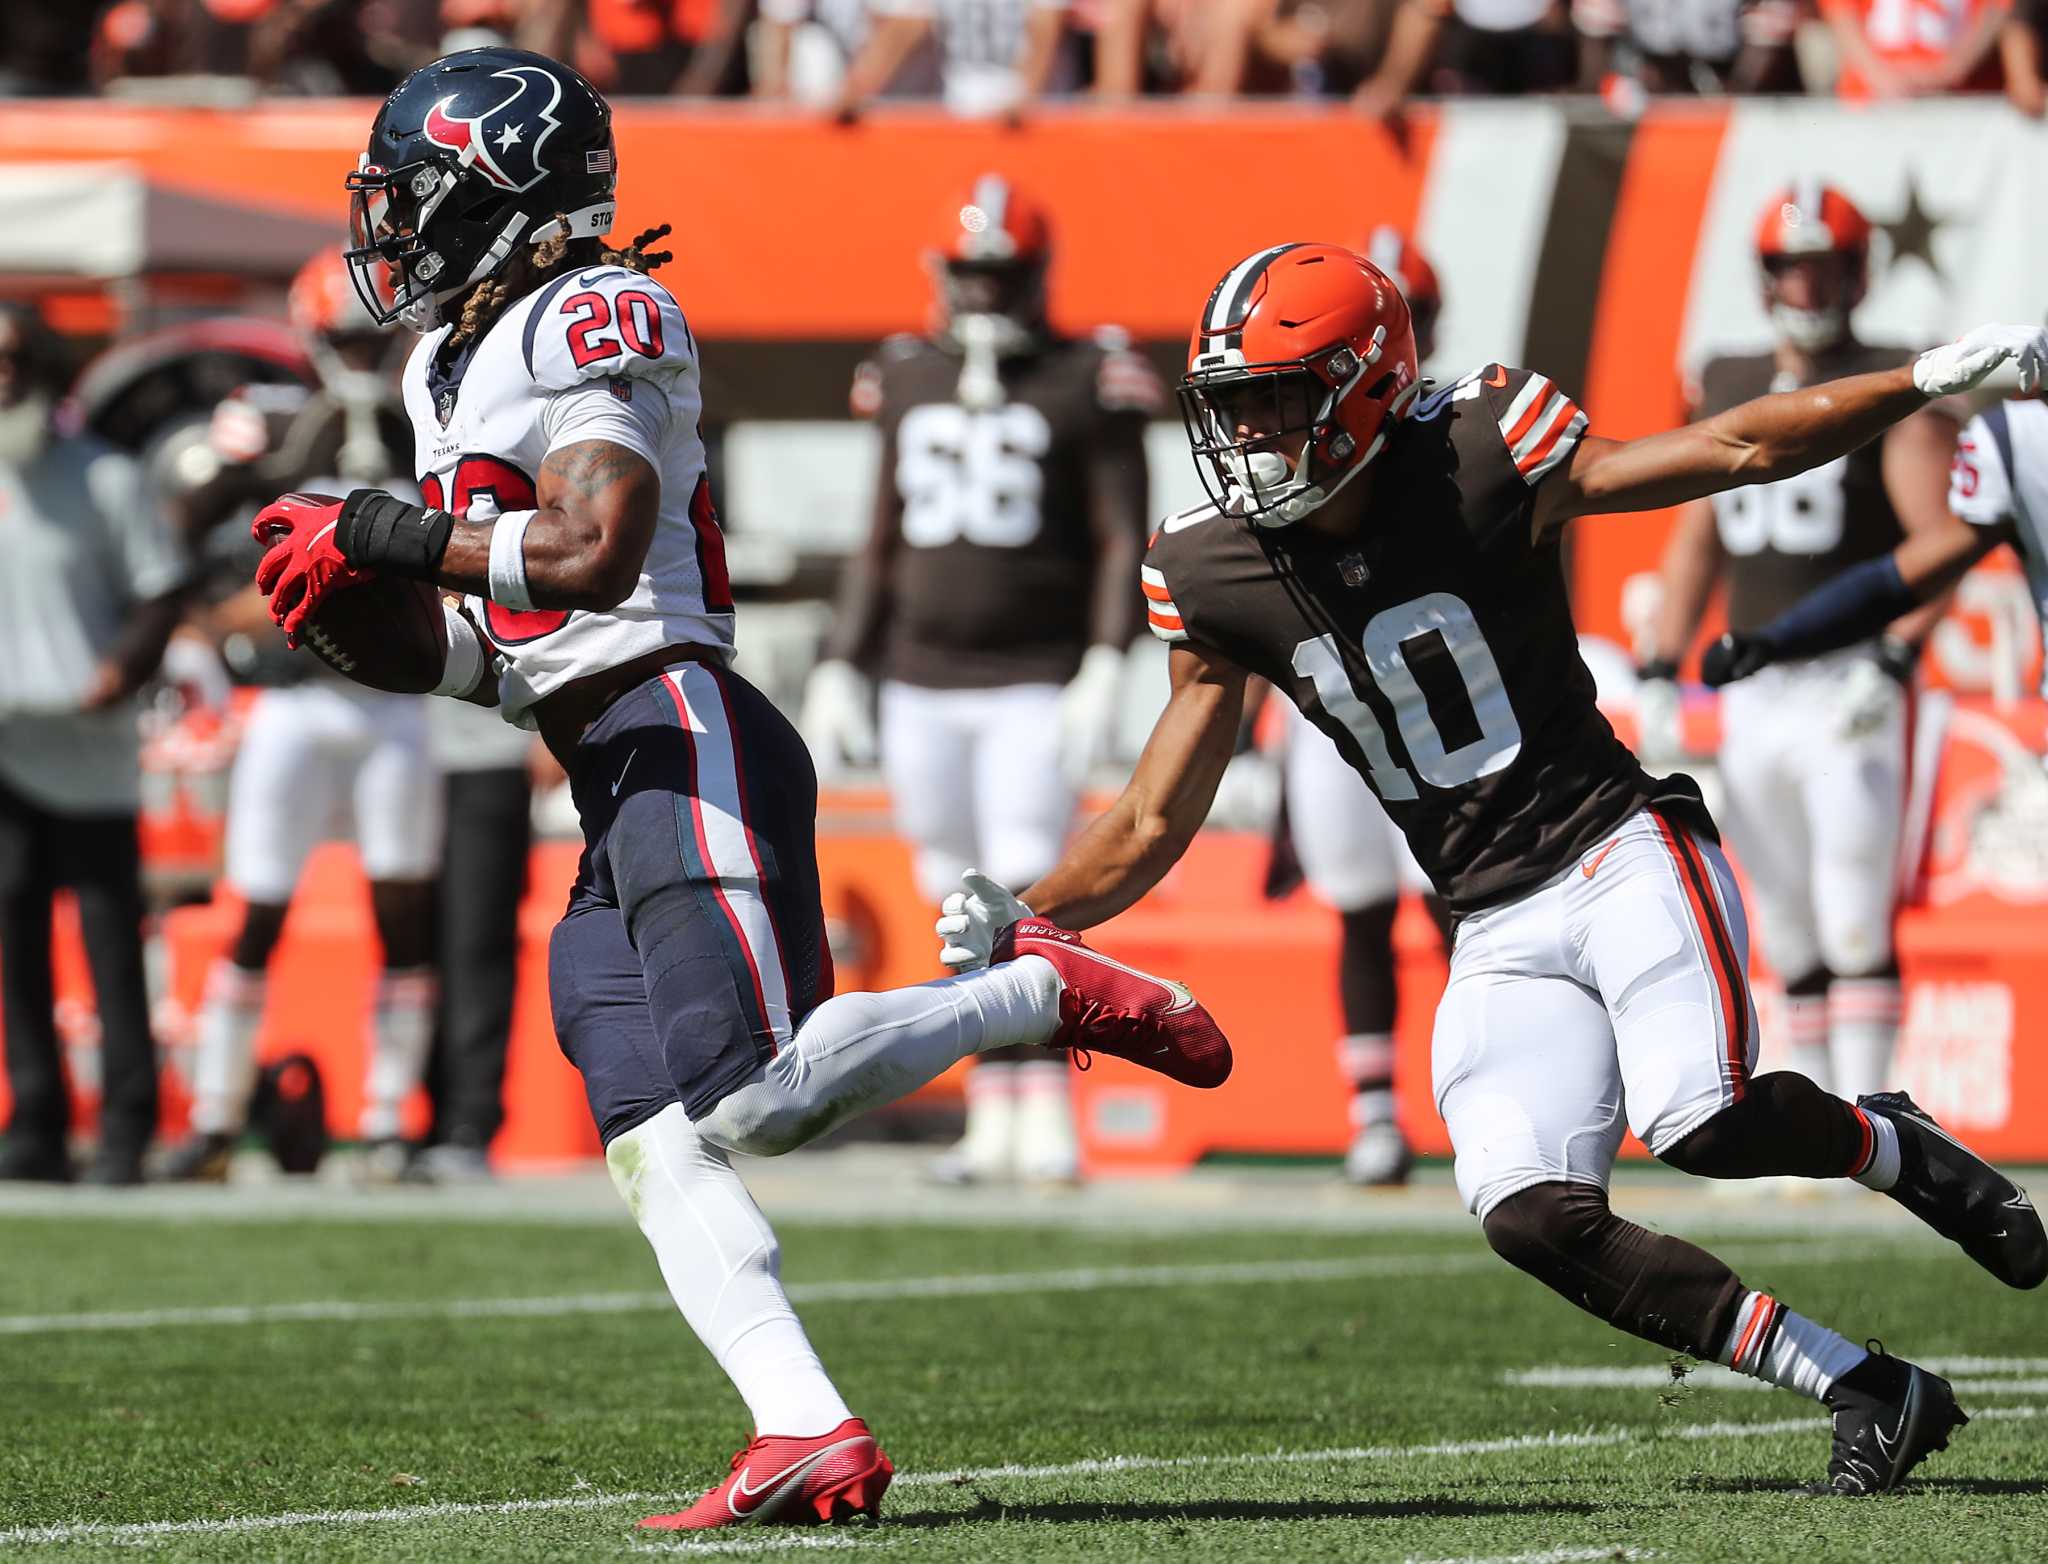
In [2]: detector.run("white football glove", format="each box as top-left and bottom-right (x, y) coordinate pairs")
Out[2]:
(1057, 644), (1124, 786)
(1837, 656), (1905, 740)
(798, 659), (877, 777)
(935, 868), (1032, 973)
(1632, 675), (1685, 769)
(1912, 324), (2048, 398)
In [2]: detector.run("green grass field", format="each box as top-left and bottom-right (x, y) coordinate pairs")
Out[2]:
(3, 1159), (2044, 1562)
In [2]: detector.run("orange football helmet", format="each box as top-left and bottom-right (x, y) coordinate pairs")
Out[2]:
(1362, 225), (1442, 364)
(289, 245), (393, 343)
(927, 173), (1052, 346)
(1181, 243), (1419, 528)
(1755, 181), (1870, 352)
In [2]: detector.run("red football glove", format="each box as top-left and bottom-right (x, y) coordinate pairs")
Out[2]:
(251, 492), (363, 648)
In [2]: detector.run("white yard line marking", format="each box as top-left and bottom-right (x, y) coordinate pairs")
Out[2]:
(1406, 1550), (1655, 1564)
(1508, 1359), (2048, 1395)
(635, 1538), (867, 1557)
(5, 1408), (2038, 1549)
(0, 1238), (1888, 1338)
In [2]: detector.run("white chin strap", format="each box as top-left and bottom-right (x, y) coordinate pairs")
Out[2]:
(1772, 302), (1848, 352)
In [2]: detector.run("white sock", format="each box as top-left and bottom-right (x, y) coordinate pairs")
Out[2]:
(1719, 1290), (1868, 1402)
(1852, 1106), (1902, 1191)
(697, 959), (1062, 1155)
(190, 961), (266, 1135)
(1829, 977), (1901, 1102)
(1338, 1033), (1397, 1128)
(608, 1105), (851, 1437)
(1779, 991), (1832, 1090)
(361, 967), (435, 1141)
(1013, 1058), (1078, 1181)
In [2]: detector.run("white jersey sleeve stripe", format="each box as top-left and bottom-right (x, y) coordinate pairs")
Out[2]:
(1497, 373), (1552, 442)
(1521, 409), (1588, 484)
(1511, 392), (1575, 465)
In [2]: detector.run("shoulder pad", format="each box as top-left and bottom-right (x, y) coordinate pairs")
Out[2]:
(877, 333), (928, 363)
(1475, 364), (1587, 487)
(523, 267), (696, 391)
(1094, 337), (1165, 415)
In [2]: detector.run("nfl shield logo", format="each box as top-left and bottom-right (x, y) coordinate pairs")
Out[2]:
(436, 388), (458, 426)
(1340, 552), (1370, 587)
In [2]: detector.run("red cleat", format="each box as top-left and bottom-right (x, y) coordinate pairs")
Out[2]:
(638, 1418), (894, 1531)
(993, 918), (1232, 1089)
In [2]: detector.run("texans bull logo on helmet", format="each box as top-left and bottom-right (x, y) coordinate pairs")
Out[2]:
(421, 65), (569, 195)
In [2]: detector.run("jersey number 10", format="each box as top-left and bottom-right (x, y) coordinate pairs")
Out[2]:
(1292, 591), (1523, 801)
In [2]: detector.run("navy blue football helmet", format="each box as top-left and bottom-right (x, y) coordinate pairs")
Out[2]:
(344, 48), (616, 331)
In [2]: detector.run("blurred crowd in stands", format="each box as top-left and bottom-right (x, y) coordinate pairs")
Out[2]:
(0, 0), (2043, 117)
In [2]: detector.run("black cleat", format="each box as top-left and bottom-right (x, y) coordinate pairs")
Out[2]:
(1824, 1348), (1966, 1495)
(157, 1132), (236, 1183)
(1858, 1091), (2048, 1289)
(0, 1136), (72, 1183)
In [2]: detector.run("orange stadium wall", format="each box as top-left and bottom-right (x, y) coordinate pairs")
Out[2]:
(4, 100), (2048, 1164)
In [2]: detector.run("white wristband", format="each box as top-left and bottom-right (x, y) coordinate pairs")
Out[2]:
(432, 601), (487, 698)
(487, 509), (538, 612)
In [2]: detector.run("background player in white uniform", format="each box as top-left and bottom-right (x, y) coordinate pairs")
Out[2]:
(256, 48), (1229, 1532)
(1276, 225), (1447, 1185)
(1640, 184), (1958, 1107)
(802, 176), (1158, 1185)
(164, 247), (441, 1182)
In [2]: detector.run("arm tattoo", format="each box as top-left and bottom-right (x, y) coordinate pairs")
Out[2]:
(541, 440), (648, 505)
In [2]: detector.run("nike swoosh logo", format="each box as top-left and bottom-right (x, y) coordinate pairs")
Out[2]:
(1581, 839), (1619, 878)
(727, 1445), (845, 1520)
(310, 520), (338, 547)
(611, 750), (636, 797)
(1484, 364), (1508, 389)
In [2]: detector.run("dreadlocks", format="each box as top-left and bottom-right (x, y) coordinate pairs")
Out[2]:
(446, 222), (677, 350)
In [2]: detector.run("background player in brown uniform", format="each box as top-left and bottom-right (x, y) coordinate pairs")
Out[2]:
(1641, 183), (1959, 1110)
(938, 242), (2048, 1492)
(801, 174), (1159, 1184)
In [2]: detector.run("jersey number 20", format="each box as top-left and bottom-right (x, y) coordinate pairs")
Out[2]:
(1292, 592), (1523, 801)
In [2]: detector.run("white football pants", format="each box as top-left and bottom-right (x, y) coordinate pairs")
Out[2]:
(1715, 649), (1904, 983)
(225, 683), (443, 901)
(1433, 807), (1759, 1218)
(879, 679), (1073, 904)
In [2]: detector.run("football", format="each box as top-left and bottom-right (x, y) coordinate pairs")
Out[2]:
(299, 572), (448, 695)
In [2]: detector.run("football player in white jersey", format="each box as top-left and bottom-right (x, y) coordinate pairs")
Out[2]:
(164, 246), (442, 1183)
(252, 47), (1231, 1534)
(1708, 384), (2048, 704)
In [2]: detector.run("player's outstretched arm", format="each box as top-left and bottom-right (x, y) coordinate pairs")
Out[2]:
(1022, 643), (1248, 932)
(1534, 325), (2046, 534)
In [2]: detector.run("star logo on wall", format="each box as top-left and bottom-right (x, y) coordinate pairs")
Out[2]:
(1878, 175), (1947, 282)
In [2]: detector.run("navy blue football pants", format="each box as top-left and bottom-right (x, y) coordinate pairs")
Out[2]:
(548, 662), (832, 1145)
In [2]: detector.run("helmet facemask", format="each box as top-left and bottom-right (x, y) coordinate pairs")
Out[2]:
(1180, 332), (1412, 529)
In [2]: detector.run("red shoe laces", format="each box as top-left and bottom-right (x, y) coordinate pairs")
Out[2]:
(1066, 996), (1153, 1070)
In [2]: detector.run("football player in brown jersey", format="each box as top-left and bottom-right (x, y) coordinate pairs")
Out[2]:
(1640, 183), (1960, 1115)
(936, 242), (2048, 1493)
(1276, 226), (1449, 1186)
(802, 174), (1160, 1185)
